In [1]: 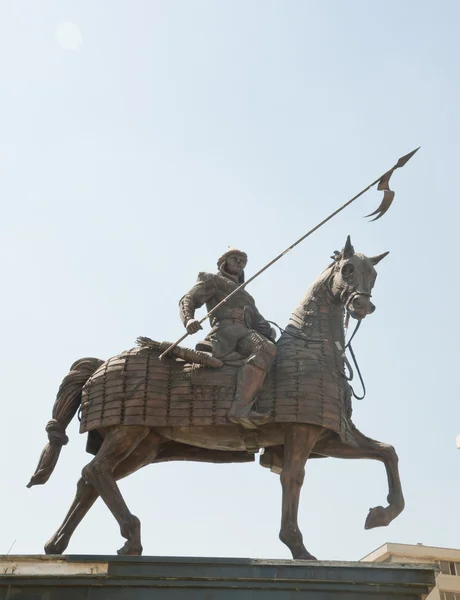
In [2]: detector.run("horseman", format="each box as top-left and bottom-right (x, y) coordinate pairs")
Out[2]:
(179, 248), (277, 428)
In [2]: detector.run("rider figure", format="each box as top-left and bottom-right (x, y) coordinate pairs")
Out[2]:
(179, 249), (276, 428)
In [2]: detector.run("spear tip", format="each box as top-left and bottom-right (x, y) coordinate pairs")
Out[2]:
(396, 146), (421, 168)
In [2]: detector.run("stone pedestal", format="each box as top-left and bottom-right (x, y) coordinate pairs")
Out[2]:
(0, 555), (435, 599)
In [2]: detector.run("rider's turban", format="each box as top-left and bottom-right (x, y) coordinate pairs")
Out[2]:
(217, 248), (248, 283)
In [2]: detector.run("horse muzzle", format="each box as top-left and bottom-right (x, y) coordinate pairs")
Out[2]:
(346, 293), (376, 320)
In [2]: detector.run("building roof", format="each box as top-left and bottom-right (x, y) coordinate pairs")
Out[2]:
(361, 542), (460, 563)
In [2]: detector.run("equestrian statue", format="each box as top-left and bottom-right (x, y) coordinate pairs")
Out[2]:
(27, 236), (404, 559)
(27, 148), (419, 558)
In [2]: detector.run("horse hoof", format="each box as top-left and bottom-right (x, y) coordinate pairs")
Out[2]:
(291, 547), (318, 560)
(44, 535), (68, 555)
(117, 542), (143, 556)
(293, 552), (317, 561)
(365, 506), (388, 529)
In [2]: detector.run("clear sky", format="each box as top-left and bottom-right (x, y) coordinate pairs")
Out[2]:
(1, 0), (458, 561)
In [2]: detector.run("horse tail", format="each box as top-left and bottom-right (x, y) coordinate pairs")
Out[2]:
(27, 357), (104, 488)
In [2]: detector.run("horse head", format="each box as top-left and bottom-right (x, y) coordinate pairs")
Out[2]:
(329, 235), (389, 320)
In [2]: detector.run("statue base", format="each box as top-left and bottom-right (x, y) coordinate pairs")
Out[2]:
(0, 555), (435, 599)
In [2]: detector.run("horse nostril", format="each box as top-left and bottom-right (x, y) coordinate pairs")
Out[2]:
(352, 296), (363, 309)
(351, 295), (375, 314)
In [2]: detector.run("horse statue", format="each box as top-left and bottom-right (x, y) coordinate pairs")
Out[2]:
(28, 236), (404, 559)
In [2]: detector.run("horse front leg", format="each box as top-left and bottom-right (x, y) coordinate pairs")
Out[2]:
(316, 427), (405, 529)
(362, 438), (405, 530)
(279, 424), (324, 560)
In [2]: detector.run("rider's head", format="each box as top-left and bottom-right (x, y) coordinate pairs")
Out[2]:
(217, 248), (248, 283)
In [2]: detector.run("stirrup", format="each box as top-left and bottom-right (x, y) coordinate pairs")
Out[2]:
(228, 410), (271, 429)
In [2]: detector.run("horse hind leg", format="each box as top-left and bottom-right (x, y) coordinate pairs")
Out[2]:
(44, 430), (161, 555)
(317, 428), (405, 529)
(279, 424), (324, 560)
(81, 425), (152, 556)
(45, 477), (98, 554)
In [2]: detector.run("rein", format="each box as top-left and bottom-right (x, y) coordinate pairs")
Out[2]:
(339, 268), (368, 400)
(269, 317), (367, 401)
(344, 319), (366, 400)
(267, 321), (324, 345)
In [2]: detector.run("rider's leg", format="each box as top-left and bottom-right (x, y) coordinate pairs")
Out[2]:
(228, 332), (276, 428)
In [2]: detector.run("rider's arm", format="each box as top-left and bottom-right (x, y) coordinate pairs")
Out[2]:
(179, 273), (217, 327)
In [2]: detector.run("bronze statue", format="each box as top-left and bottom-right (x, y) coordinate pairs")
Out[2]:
(27, 236), (404, 560)
(179, 248), (276, 428)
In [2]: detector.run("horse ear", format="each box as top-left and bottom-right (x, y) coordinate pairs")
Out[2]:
(343, 235), (355, 258)
(370, 251), (389, 265)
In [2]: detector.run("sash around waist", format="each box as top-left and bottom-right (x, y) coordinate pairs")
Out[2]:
(211, 307), (254, 327)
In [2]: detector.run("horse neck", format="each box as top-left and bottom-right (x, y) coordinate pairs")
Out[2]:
(281, 268), (346, 351)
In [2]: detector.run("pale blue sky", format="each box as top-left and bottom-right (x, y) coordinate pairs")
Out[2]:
(1, 0), (458, 560)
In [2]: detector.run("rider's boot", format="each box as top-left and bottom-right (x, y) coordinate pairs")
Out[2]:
(227, 364), (271, 429)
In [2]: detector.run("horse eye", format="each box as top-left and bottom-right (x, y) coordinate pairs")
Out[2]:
(341, 263), (355, 278)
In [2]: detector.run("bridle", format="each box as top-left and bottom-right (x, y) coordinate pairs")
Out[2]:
(323, 263), (371, 400)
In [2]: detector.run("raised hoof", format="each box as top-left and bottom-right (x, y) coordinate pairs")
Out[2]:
(365, 506), (390, 529)
(117, 542), (143, 556)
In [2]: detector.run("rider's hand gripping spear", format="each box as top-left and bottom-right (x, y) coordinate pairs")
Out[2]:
(159, 147), (420, 360)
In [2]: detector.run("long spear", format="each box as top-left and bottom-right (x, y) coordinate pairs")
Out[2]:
(159, 147), (420, 360)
